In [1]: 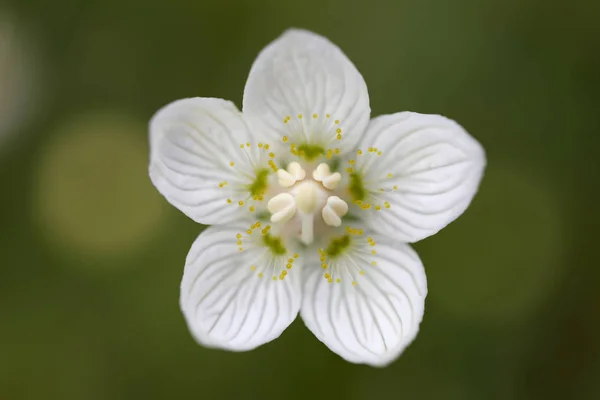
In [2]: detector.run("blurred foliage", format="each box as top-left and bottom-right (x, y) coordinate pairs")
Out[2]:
(1, 0), (599, 399)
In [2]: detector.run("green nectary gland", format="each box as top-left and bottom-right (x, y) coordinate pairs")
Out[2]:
(348, 172), (366, 201)
(248, 168), (270, 197)
(329, 156), (341, 172)
(263, 233), (287, 255)
(296, 144), (325, 160)
(326, 235), (351, 258)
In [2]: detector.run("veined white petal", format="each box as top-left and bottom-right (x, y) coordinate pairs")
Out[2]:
(355, 112), (486, 242)
(301, 231), (427, 367)
(243, 29), (370, 156)
(149, 98), (272, 225)
(180, 225), (302, 351)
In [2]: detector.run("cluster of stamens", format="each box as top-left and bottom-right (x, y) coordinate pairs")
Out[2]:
(267, 162), (349, 245)
(220, 142), (278, 214)
(236, 221), (300, 281)
(346, 147), (400, 212)
(317, 226), (379, 285)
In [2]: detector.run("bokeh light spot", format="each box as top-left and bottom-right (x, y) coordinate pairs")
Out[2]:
(34, 112), (167, 257)
(418, 164), (564, 323)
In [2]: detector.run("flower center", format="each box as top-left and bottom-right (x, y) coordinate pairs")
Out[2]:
(266, 162), (348, 245)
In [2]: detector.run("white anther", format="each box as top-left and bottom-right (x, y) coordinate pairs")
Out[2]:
(267, 193), (297, 223)
(277, 162), (306, 188)
(312, 163), (331, 181)
(322, 172), (341, 190)
(322, 196), (349, 227)
(312, 163), (342, 190)
(294, 181), (319, 214)
(288, 162), (306, 180)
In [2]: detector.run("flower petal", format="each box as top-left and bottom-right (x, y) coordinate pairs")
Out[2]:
(180, 225), (302, 351)
(149, 98), (271, 225)
(301, 231), (427, 366)
(356, 112), (486, 242)
(243, 29), (370, 156)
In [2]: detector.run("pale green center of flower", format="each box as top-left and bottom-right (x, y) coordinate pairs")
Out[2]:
(267, 162), (348, 245)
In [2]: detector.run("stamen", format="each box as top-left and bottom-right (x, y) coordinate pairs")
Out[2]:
(267, 193), (297, 223)
(322, 196), (349, 227)
(276, 161), (306, 188)
(312, 163), (342, 190)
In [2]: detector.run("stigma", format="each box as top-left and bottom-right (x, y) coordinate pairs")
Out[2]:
(267, 162), (349, 245)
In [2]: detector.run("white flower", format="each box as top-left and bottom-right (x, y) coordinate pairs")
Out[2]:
(149, 29), (485, 367)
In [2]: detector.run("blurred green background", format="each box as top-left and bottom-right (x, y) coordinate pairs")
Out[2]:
(1, 0), (599, 399)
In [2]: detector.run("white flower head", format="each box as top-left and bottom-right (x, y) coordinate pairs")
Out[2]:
(149, 29), (485, 367)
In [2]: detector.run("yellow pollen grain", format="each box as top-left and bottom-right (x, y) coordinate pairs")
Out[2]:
(236, 233), (242, 239)
(229, 161), (235, 167)
(334, 148), (340, 154)
(348, 159), (355, 165)
(324, 273), (331, 279)
(384, 201), (391, 209)
(371, 261), (377, 266)
(249, 206), (255, 212)
(359, 270), (365, 276)
(336, 128), (342, 134)
(336, 278), (341, 283)
(387, 173), (393, 178)
(352, 281), (357, 286)
(264, 144), (270, 150)
(294, 253), (299, 258)
(250, 265), (256, 271)
(227, 198), (232, 204)
(298, 114), (303, 119)
(393, 185), (398, 190)
(321, 263), (328, 269)
(258, 273), (264, 278)
(375, 205), (381, 210)
(258, 143), (263, 148)
(334, 119), (340, 124)
(269, 152), (275, 158)
(357, 149), (363, 155)
(371, 250), (376, 255)
(288, 258), (294, 263)
(239, 144), (244, 149)
(326, 113), (331, 118)
(247, 229), (253, 235)
(312, 113), (318, 119)
(246, 142), (250, 147)
(272, 276), (277, 281)
(282, 136), (288, 142)
(336, 133), (342, 140)
(377, 151), (382, 156)
(286, 263), (292, 269)
(238, 200), (244, 206)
